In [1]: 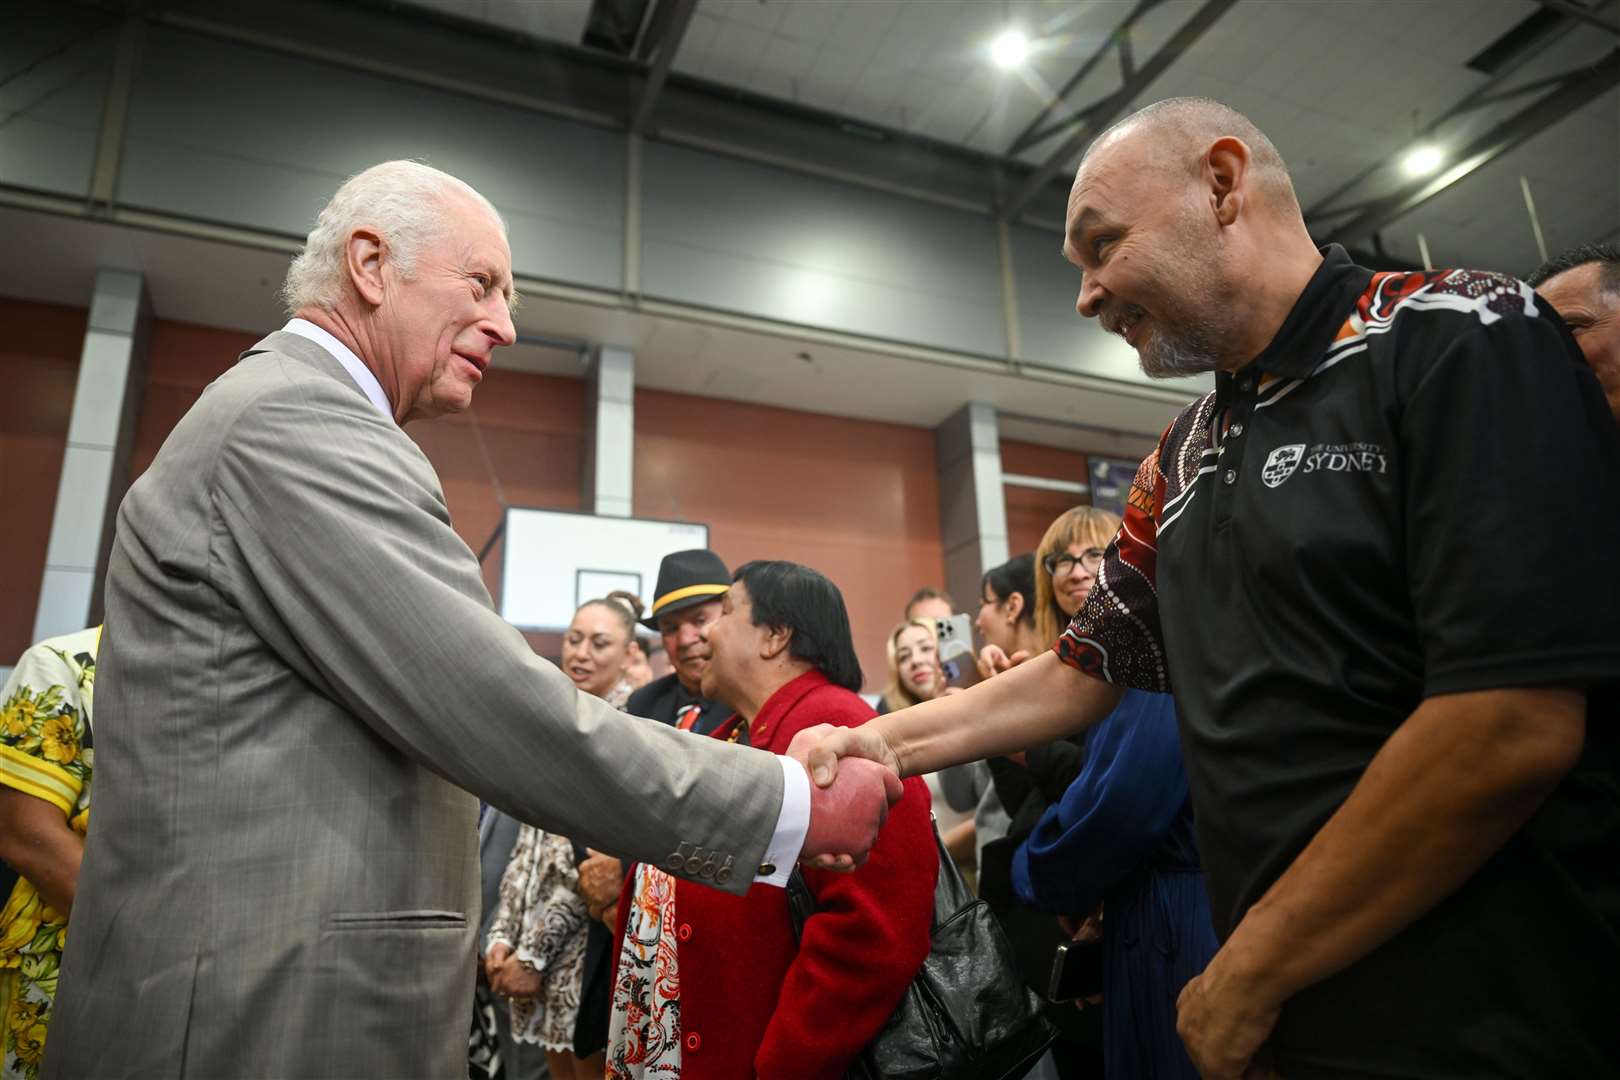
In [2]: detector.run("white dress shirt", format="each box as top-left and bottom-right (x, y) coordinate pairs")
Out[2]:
(283, 318), (393, 421)
(278, 318), (811, 884)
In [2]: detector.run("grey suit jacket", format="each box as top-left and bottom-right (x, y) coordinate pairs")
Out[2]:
(45, 333), (783, 1079)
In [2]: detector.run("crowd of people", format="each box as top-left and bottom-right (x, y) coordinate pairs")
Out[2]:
(0, 93), (1616, 1079)
(467, 527), (1216, 1080)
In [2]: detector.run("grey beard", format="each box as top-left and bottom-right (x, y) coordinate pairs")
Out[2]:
(1139, 318), (1224, 379)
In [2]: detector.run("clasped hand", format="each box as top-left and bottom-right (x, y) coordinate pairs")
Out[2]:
(789, 740), (905, 872)
(484, 942), (541, 999)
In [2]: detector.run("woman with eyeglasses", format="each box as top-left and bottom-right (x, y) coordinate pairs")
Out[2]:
(1034, 508), (1115, 649)
(1015, 507), (1218, 1080)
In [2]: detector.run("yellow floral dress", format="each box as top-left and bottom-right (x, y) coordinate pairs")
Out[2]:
(0, 627), (97, 1080)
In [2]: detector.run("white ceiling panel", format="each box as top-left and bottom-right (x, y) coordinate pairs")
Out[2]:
(377, 0), (1613, 278)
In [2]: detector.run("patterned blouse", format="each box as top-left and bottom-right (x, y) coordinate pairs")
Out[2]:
(606, 712), (749, 1078)
(484, 677), (635, 1051)
(0, 626), (98, 1080)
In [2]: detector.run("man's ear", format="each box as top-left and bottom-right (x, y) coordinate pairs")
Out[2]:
(760, 624), (793, 662)
(346, 227), (387, 307)
(1205, 136), (1251, 228)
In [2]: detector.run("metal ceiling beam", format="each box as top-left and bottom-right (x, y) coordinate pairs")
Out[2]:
(1327, 48), (1620, 246)
(1306, 0), (1610, 225)
(998, 0), (1239, 223)
(1003, 0), (1157, 159)
(146, 0), (1054, 220)
(1539, 0), (1620, 38)
(629, 0), (698, 133)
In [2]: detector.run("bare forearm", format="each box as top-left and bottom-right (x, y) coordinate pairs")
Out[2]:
(1220, 687), (1585, 1004)
(0, 795), (84, 915)
(941, 819), (976, 862)
(879, 653), (1122, 777)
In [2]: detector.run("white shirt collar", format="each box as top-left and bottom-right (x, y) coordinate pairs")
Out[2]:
(281, 318), (394, 422)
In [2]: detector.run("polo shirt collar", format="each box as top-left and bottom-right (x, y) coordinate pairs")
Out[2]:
(1225, 245), (1374, 386)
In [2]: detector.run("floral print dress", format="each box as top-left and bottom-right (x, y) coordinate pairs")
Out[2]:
(0, 627), (97, 1080)
(484, 678), (635, 1051)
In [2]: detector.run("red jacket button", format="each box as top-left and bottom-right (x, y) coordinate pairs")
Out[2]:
(685, 1032), (701, 1052)
(677, 923), (692, 942)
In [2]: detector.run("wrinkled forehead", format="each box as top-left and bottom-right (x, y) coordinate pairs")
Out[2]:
(443, 194), (517, 301)
(1541, 263), (1618, 308)
(1066, 127), (1162, 234)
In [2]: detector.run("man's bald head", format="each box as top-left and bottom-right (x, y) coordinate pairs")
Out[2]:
(1062, 97), (1325, 377)
(1082, 97), (1300, 215)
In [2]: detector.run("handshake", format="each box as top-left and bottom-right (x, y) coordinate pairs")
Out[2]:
(789, 723), (906, 871)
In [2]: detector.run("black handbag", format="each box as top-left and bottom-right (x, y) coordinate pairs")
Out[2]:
(786, 818), (1057, 1080)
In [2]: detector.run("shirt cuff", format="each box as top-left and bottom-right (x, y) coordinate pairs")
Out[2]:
(755, 755), (811, 887)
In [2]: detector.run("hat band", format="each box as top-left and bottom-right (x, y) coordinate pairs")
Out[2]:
(652, 582), (729, 616)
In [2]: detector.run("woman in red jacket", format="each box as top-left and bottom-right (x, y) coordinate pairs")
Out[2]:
(606, 560), (937, 1079)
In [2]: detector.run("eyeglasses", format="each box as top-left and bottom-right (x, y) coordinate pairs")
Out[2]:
(1043, 548), (1105, 577)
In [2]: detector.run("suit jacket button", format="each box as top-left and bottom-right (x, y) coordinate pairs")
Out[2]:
(685, 1032), (701, 1052)
(677, 922), (692, 942)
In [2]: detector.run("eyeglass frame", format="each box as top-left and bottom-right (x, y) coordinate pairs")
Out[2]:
(1042, 548), (1106, 578)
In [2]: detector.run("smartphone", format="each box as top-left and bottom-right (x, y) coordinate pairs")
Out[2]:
(1047, 940), (1105, 1003)
(934, 615), (979, 689)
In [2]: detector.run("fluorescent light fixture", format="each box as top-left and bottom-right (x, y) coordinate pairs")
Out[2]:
(990, 29), (1029, 69)
(1402, 144), (1443, 177)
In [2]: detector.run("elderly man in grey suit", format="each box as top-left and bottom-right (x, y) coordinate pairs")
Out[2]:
(44, 161), (899, 1079)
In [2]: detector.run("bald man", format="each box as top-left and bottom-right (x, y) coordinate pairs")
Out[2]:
(793, 98), (1620, 1079)
(1528, 242), (1620, 424)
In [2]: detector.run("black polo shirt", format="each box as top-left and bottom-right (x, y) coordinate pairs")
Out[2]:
(1056, 246), (1620, 1077)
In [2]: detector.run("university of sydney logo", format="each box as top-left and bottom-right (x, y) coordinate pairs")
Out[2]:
(1261, 444), (1306, 488)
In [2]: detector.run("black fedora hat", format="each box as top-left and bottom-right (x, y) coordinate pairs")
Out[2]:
(643, 549), (730, 629)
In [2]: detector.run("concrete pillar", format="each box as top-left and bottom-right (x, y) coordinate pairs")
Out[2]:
(583, 345), (634, 518)
(33, 268), (150, 642)
(935, 402), (1009, 610)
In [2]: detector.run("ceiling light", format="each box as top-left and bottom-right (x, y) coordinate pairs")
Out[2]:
(1402, 144), (1443, 177)
(990, 29), (1029, 69)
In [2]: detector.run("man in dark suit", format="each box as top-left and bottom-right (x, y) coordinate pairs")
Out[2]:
(625, 550), (732, 736)
(575, 549), (738, 1058)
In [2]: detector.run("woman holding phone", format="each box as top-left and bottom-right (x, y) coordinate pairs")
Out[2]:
(878, 619), (978, 872)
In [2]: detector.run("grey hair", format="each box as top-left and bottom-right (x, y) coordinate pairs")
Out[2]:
(281, 160), (506, 315)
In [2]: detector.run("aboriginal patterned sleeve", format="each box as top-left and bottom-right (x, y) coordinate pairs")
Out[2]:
(1054, 441), (1176, 694)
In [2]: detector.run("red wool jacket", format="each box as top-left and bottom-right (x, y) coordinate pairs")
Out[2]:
(612, 669), (937, 1079)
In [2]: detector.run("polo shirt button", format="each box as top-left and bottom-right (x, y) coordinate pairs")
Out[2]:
(1238, 376), (1255, 392)
(1229, 422), (1244, 437)
(685, 1032), (701, 1052)
(758, 863), (776, 876)
(677, 922), (693, 942)
(1223, 469), (1237, 485)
